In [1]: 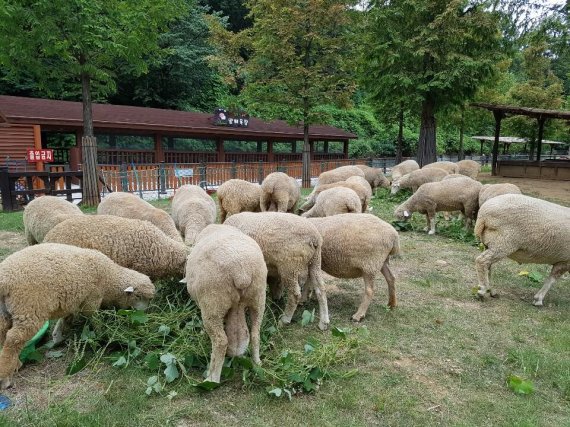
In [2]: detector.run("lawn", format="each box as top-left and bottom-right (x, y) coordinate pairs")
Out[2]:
(0, 187), (568, 427)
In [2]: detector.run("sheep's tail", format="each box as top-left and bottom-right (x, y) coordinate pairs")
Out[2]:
(474, 216), (485, 240)
(390, 234), (401, 258)
(233, 266), (253, 290)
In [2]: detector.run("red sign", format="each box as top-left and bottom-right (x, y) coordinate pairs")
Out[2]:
(27, 149), (54, 163)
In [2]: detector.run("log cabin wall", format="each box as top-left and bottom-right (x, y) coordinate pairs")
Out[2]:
(0, 124), (36, 166)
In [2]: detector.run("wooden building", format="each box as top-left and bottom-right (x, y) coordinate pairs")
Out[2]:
(0, 95), (357, 171)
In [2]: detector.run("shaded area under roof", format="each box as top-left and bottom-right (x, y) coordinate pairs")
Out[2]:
(471, 103), (570, 121)
(471, 136), (567, 145)
(0, 95), (357, 141)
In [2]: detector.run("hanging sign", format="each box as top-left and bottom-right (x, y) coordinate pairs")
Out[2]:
(27, 149), (54, 163)
(212, 108), (250, 127)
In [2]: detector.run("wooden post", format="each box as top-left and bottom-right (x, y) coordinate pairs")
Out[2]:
(323, 141), (329, 153)
(292, 141), (297, 153)
(81, 136), (100, 205)
(479, 141), (483, 156)
(0, 166), (14, 212)
(216, 139), (225, 162)
(309, 141), (314, 160)
(491, 111), (503, 176)
(155, 133), (164, 163)
(536, 116), (545, 162)
(267, 141), (274, 162)
(257, 141), (263, 153)
(33, 125), (43, 172)
(343, 140), (349, 159)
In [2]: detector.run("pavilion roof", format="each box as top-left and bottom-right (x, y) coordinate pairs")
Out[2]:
(470, 136), (567, 145)
(471, 103), (570, 121)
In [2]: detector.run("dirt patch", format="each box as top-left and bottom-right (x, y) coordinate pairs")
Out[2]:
(478, 173), (570, 205)
(0, 231), (27, 261)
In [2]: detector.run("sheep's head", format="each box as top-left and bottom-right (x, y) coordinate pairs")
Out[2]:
(375, 174), (391, 190)
(391, 180), (401, 195)
(108, 268), (155, 310)
(394, 204), (412, 221)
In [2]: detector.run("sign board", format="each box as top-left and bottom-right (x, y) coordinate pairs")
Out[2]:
(27, 149), (54, 163)
(175, 168), (194, 178)
(213, 108), (250, 127)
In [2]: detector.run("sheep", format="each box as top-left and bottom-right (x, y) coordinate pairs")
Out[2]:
(299, 180), (370, 213)
(456, 159), (481, 179)
(390, 160), (420, 182)
(97, 192), (182, 243)
(394, 176), (482, 234)
(391, 168), (448, 195)
(422, 161), (458, 174)
(224, 212), (329, 330)
(182, 224), (267, 383)
(479, 183), (522, 206)
(316, 165), (365, 186)
(474, 194), (570, 305)
(301, 187), (362, 218)
(23, 196), (83, 245)
(0, 243), (155, 389)
(260, 172), (300, 213)
(355, 165), (390, 192)
(345, 175), (374, 201)
(43, 215), (188, 280)
(307, 214), (399, 321)
(216, 179), (262, 223)
(171, 185), (217, 245)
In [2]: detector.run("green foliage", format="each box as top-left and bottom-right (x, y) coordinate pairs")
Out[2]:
(507, 374), (535, 395)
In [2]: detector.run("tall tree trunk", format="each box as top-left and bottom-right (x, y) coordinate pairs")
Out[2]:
(458, 107), (465, 160)
(417, 97), (436, 166)
(81, 71), (100, 206)
(528, 140), (536, 161)
(396, 105), (403, 164)
(302, 122), (311, 188)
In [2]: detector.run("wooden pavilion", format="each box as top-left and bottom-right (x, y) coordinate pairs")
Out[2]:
(470, 136), (567, 156)
(471, 103), (570, 180)
(0, 95), (357, 172)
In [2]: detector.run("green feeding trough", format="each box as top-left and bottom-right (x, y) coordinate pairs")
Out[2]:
(19, 321), (50, 362)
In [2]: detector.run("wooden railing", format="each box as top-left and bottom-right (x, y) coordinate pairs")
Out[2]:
(164, 151), (217, 164)
(97, 149), (155, 164)
(224, 152), (268, 163)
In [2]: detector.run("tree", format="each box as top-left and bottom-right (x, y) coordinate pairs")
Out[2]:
(360, 0), (502, 166)
(243, 0), (355, 187)
(0, 0), (184, 205)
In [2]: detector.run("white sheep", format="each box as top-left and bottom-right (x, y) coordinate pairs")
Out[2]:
(260, 172), (300, 213)
(456, 159), (481, 179)
(355, 165), (391, 192)
(422, 161), (458, 174)
(97, 192), (182, 242)
(307, 214), (399, 321)
(0, 243), (155, 389)
(224, 212), (330, 330)
(345, 175), (374, 203)
(301, 187), (362, 218)
(216, 179), (262, 223)
(390, 160), (420, 181)
(391, 168), (448, 195)
(474, 194), (570, 305)
(316, 165), (365, 186)
(183, 224), (267, 383)
(478, 183), (521, 206)
(43, 215), (188, 280)
(171, 185), (217, 245)
(23, 196), (83, 245)
(299, 180), (370, 213)
(394, 176), (482, 234)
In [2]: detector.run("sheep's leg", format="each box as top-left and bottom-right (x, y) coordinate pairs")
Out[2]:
(225, 304), (249, 357)
(219, 206), (227, 223)
(310, 271), (330, 331)
(260, 192), (270, 212)
(0, 316), (44, 389)
(267, 275), (283, 300)
(276, 196), (288, 213)
(361, 200), (368, 213)
(423, 214), (430, 232)
(25, 229), (37, 245)
(279, 277), (301, 327)
(202, 314), (228, 384)
(353, 273), (375, 322)
(427, 213), (436, 235)
(475, 247), (511, 299)
(381, 261), (397, 308)
(533, 262), (569, 306)
(0, 311), (11, 347)
(249, 292), (265, 365)
(52, 315), (73, 345)
(443, 212), (451, 221)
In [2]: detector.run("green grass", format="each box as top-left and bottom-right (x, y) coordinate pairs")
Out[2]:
(0, 190), (568, 426)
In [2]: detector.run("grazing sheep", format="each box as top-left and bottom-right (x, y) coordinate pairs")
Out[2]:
(171, 185), (217, 245)
(0, 243), (155, 389)
(217, 179), (262, 223)
(345, 175), (374, 202)
(97, 192), (182, 242)
(307, 214), (399, 321)
(260, 172), (300, 213)
(391, 168), (448, 195)
(183, 224), (267, 383)
(474, 194), (570, 305)
(44, 215), (187, 280)
(394, 176), (482, 234)
(316, 165), (365, 187)
(355, 165), (391, 192)
(224, 212), (329, 330)
(299, 180), (370, 213)
(478, 183), (522, 206)
(422, 161), (458, 174)
(23, 196), (83, 245)
(390, 160), (420, 181)
(301, 187), (362, 218)
(456, 159), (481, 179)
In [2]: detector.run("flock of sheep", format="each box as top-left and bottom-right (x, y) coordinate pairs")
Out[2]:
(0, 160), (568, 388)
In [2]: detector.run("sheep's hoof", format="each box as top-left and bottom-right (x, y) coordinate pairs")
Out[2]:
(489, 289), (498, 298)
(351, 313), (364, 322)
(278, 316), (291, 327)
(428, 230), (436, 235)
(476, 290), (488, 300)
(318, 320), (329, 331)
(532, 298), (543, 307)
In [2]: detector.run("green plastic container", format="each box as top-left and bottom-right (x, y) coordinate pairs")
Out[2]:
(19, 321), (50, 362)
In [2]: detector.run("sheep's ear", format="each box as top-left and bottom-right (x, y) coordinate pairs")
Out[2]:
(404, 210), (410, 218)
(124, 286), (134, 294)
(179, 278), (187, 284)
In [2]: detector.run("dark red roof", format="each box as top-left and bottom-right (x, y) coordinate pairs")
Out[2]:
(0, 95), (356, 141)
